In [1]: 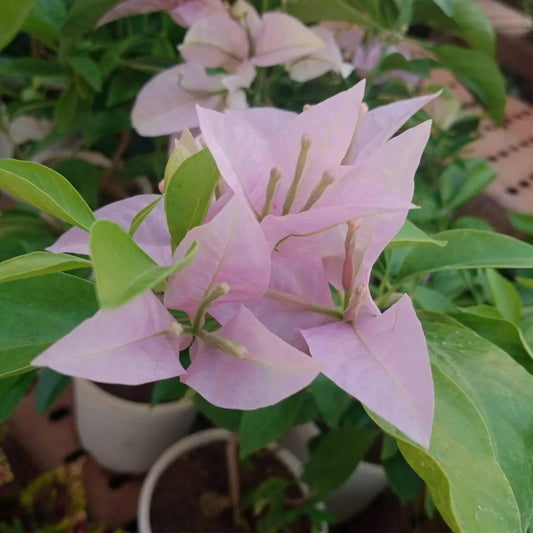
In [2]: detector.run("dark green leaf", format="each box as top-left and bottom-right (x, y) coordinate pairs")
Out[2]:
(0, 373), (35, 423)
(0, 0), (36, 51)
(22, 0), (67, 46)
(0, 58), (66, 77)
(68, 56), (102, 92)
(151, 377), (188, 405)
(302, 427), (378, 496)
(287, 0), (369, 25)
(0, 273), (98, 377)
(239, 393), (305, 458)
(310, 374), (351, 427)
(194, 394), (242, 432)
(35, 368), (70, 413)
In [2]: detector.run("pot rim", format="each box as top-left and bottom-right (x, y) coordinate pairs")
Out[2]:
(74, 377), (193, 415)
(138, 428), (324, 533)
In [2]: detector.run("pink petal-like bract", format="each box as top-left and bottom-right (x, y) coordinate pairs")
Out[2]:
(252, 12), (325, 67)
(183, 306), (321, 409)
(132, 64), (225, 136)
(322, 121), (432, 289)
(302, 295), (434, 448)
(179, 13), (249, 69)
(170, 0), (225, 27)
(98, 0), (181, 26)
(48, 194), (172, 266)
(287, 26), (346, 83)
(164, 195), (270, 317)
(348, 92), (439, 163)
(32, 292), (185, 385)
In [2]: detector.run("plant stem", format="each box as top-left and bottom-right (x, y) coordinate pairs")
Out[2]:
(226, 433), (242, 524)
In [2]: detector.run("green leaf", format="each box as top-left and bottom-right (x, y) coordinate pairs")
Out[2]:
(381, 436), (423, 505)
(68, 56), (102, 92)
(90, 220), (197, 309)
(433, 45), (505, 122)
(151, 377), (188, 405)
(239, 393), (305, 458)
(413, 286), (455, 312)
(0, 273), (98, 377)
(302, 426), (378, 497)
(287, 0), (369, 25)
(486, 269), (522, 324)
(0, 58), (67, 77)
(414, 1), (495, 56)
(0, 159), (95, 230)
(449, 307), (533, 372)
(165, 148), (219, 252)
(508, 212), (533, 235)
(397, 229), (533, 279)
(0, 373), (35, 423)
(0, 0), (36, 51)
(0, 252), (91, 284)
(389, 220), (446, 248)
(309, 374), (352, 427)
(194, 394), (242, 432)
(432, 0), (454, 16)
(439, 159), (496, 210)
(129, 196), (162, 237)
(371, 319), (533, 533)
(517, 276), (533, 289)
(35, 368), (70, 414)
(54, 158), (102, 209)
(22, 0), (67, 47)
(61, 0), (123, 41)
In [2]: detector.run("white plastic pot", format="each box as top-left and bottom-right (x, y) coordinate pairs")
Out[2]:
(281, 424), (388, 523)
(138, 428), (328, 533)
(74, 378), (196, 474)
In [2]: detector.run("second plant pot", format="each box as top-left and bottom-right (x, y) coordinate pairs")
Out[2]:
(74, 378), (196, 474)
(138, 428), (328, 533)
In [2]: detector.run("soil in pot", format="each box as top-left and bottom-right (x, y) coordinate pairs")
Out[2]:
(149, 441), (312, 533)
(97, 382), (156, 403)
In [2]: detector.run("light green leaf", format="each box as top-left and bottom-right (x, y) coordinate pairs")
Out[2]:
(239, 393), (304, 458)
(397, 230), (533, 279)
(516, 277), (533, 289)
(0, 273), (98, 378)
(433, 45), (505, 122)
(90, 220), (197, 309)
(439, 159), (496, 210)
(129, 196), (162, 237)
(302, 426), (378, 497)
(389, 220), (446, 248)
(449, 307), (533, 372)
(165, 148), (219, 252)
(414, 1), (495, 56)
(0, 159), (95, 230)
(508, 212), (533, 235)
(0, 252), (91, 284)
(486, 269), (522, 324)
(371, 319), (533, 533)
(413, 286), (455, 312)
(0, 0), (36, 51)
